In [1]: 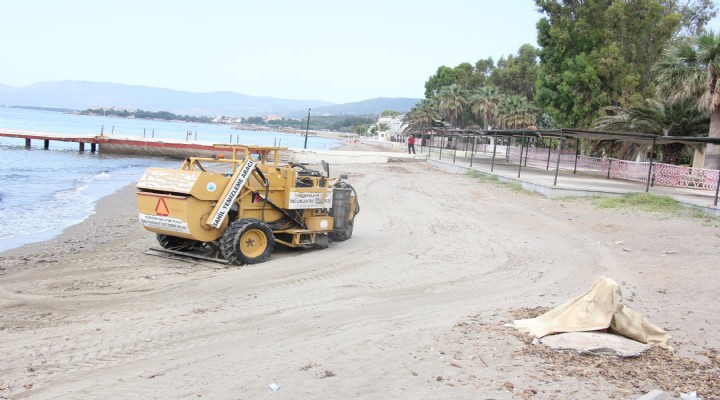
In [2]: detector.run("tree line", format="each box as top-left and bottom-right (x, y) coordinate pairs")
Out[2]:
(404, 0), (720, 169)
(80, 108), (213, 123)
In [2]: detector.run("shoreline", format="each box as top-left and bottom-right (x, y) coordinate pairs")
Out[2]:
(0, 184), (139, 259)
(0, 139), (398, 257)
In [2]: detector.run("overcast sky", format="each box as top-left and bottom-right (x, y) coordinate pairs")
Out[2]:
(3, 1), (717, 104)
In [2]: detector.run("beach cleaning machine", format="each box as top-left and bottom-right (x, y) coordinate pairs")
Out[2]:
(136, 145), (359, 265)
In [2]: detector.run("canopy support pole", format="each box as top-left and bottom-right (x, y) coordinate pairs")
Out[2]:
(470, 134), (476, 168)
(518, 131), (526, 178)
(645, 137), (657, 192)
(574, 138), (580, 174)
(553, 129), (565, 186)
(546, 139), (552, 170)
(491, 132), (498, 172)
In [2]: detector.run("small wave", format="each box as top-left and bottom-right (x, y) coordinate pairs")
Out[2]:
(0, 173), (30, 180)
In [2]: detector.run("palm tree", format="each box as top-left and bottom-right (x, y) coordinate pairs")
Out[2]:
(591, 98), (710, 163)
(404, 98), (439, 132)
(497, 95), (537, 129)
(469, 86), (503, 130)
(653, 30), (720, 170)
(437, 84), (466, 128)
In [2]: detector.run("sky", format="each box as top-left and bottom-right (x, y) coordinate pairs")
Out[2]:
(2, 0), (547, 104)
(3, 1), (718, 104)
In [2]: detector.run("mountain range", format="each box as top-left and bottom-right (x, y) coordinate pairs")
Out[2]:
(0, 81), (420, 117)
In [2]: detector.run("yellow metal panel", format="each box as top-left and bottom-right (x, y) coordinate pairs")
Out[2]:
(189, 172), (230, 201)
(137, 168), (201, 194)
(304, 216), (334, 232)
(137, 168), (229, 201)
(137, 192), (225, 242)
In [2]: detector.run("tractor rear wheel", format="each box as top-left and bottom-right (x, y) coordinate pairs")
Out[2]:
(156, 234), (195, 251)
(220, 219), (274, 265)
(329, 219), (354, 242)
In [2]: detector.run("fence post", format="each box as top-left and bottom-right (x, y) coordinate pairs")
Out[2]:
(713, 170), (719, 206)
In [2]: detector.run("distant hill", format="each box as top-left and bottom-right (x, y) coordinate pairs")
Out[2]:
(0, 81), (422, 118)
(288, 97), (420, 118)
(0, 81), (334, 117)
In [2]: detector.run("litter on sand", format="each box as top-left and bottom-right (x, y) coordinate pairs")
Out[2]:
(511, 276), (671, 351)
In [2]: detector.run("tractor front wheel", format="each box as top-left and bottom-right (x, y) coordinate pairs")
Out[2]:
(220, 219), (274, 265)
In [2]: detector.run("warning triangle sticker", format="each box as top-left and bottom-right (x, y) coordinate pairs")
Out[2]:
(155, 198), (170, 216)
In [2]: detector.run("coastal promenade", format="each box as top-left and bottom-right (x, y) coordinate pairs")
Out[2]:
(361, 139), (720, 215)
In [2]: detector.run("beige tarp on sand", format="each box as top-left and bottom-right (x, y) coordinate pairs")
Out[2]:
(513, 276), (671, 349)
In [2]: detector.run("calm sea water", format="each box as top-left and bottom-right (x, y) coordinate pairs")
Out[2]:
(0, 107), (341, 253)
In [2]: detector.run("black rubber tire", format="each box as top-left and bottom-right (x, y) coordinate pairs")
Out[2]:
(220, 219), (274, 265)
(156, 234), (196, 251)
(329, 219), (354, 242)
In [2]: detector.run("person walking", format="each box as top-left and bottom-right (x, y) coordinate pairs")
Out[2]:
(407, 134), (416, 154)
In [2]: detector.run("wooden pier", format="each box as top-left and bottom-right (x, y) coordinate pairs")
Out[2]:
(0, 130), (238, 159)
(0, 130), (99, 152)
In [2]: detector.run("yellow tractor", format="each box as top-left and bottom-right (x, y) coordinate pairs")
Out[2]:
(136, 145), (359, 265)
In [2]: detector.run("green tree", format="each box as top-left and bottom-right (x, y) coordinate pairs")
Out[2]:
(424, 66), (458, 98)
(653, 31), (720, 169)
(353, 124), (369, 136)
(592, 98), (710, 163)
(469, 86), (504, 130)
(424, 59), (495, 98)
(380, 110), (401, 117)
(490, 44), (539, 100)
(404, 98), (440, 132)
(438, 84), (467, 128)
(497, 95), (537, 129)
(661, 0), (718, 36)
(535, 0), (680, 128)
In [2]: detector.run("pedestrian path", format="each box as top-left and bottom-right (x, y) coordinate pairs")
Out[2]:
(423, 149), (720, 216)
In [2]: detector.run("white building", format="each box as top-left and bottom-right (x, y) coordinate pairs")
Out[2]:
(375, 115), (407, 141)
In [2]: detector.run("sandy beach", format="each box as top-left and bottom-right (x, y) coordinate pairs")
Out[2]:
(1, 144), (719, 399)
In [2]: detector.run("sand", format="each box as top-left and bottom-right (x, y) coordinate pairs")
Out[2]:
(1, 147), (719, 399)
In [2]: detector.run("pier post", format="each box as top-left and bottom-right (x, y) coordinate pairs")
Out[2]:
(44, 140), (50, 149)
(79, 142), (85, 152)
(91, 143), (97, 152)
(25, 138), (31, 147)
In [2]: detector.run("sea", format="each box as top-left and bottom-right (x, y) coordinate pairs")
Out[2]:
(0, 107), (342, 253)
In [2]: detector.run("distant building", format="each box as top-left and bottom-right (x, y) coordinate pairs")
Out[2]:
(263, 114), (282, 122)
(375, 115), (407, 141)
(92, 105), (137, 113)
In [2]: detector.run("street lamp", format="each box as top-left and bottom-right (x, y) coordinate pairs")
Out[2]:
(304, 108), (311, 149)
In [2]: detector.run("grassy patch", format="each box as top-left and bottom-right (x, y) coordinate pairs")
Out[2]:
(466, 170), (527, 193)
(591, 193), (682, 213)
(587, 192), (720, 224)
